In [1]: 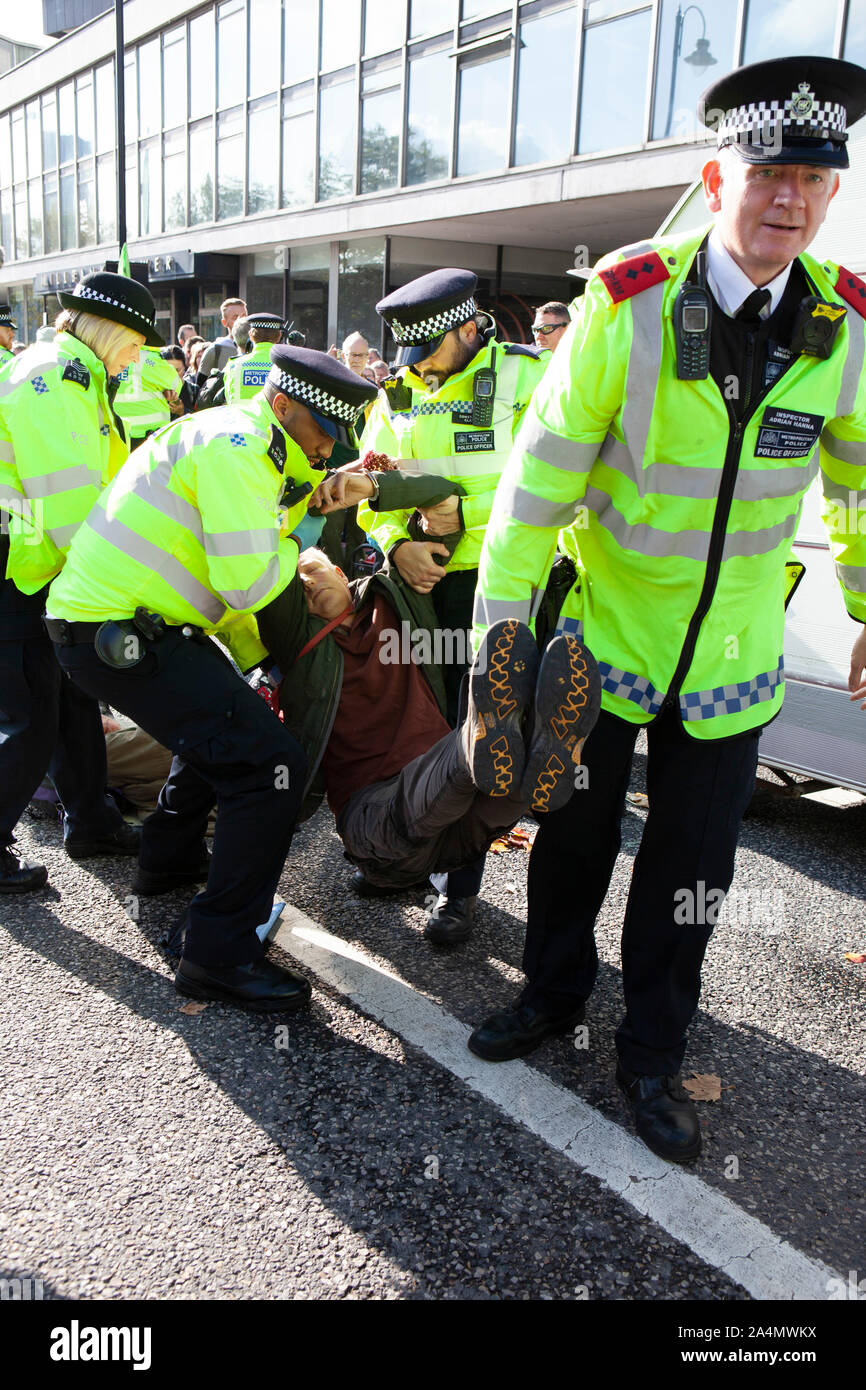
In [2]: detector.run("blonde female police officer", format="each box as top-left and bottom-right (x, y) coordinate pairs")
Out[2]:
(0, 272), (161, 891)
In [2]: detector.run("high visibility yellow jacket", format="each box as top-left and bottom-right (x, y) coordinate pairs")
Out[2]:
(223, 346), (275, 405)
(474, 226), (866, 740)
(0, 347), (14, 368)
(47, 392), (323, 670)
(113, 347), (180, 440)
(0, 332), (128, 594)
(357, 339), (546, 571)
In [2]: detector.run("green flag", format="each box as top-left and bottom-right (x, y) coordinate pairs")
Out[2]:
(118, 243), (131, 278)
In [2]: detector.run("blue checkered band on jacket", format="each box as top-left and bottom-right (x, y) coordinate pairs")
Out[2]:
(393, 400), (474, 418)
(555, 615), (784, 720)
(267, 367), (360, 423)
(387, 297), (477, 344)
(718, 99), (846, 143)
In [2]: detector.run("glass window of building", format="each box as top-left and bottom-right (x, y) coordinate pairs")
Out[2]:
(28, 179), (42, 256)
(321, 0), (361, 72)
(25, 101), (41, 178)
(216, 106), (244, 219)
(245, 248), (284, 315)
(248, 96), (278, 212)
(249, 0), (281, 96)
(13, 185), (26, 259)
(218, 0), (247, 108)
(59, 169), (75, 249)
(578, 6), (653, 154)
(461, 0), (506, 18)
(94, 63), (114, 154)
(287, 243), (329, 349)
(124, 52), (137, 141)
(744, 0), (839, 63)
(164, 127), (186, 229)
(78, 163), (95, 245)
(0, 193), (12, 265)
(360, 65), (401, 193)
(652, 0), (738, 141)
(514, 5), (578, 167)
(189, 119), (215, 223)
(43, 169), (59, 252)
(456, 50), (510, 176)
(846, 0), (866, 63)
(406, 47), (452, 183)
(125, 146), (139, 237)
(281, 86), (315, 207)
(337, 237), (385, 344)
(318, 77), (357, 200)
(12, 107), (27, 182)
(163, 26), (187, 127)
(139, 136), (162, 236)
(0, 115), (11, 189)
(96, 153), (115, 243)
(283, 0), (318, 85)
(189, 10), (215, 119)
(138, 38), (161, 139)
(365, 0), (405, 55)
(58, 83), (75, 165)
(410, 0), (455, 38)
(76, 76), (94, 158)
(41, 92), (57, 169)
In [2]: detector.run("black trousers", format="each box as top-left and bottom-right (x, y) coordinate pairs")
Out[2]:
(522, 707), (760, 1075)
(430, 566), (485, 900)
(339, 728), (525, 889)
(0, 587), (122, 847)
(54, 627), (306, 967)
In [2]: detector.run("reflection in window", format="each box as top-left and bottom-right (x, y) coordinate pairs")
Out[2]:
(337, 237), (385, 344)
(321, 0), (361, 72)
(189, 120), (214, 224)
(0, 118), (10, 187)
(14, 185), (26, 258)
(26, 102), (41, 177)
(217, 108), (244, 219)
(60, 169), (75, 249)
(94, 65), (114, 154)
(249, 0), (281, 96)
(164, 128), (186, 230)
(58, 85), (75, 165)
(78, 165), (95, 245)
(514, 6), (577, 166)
(743, 0), (837, 63)
(0, 193), (12, 260)
(125, 147), (138, 237)
(124, 54), (137, 142)
(248, 101), (278, 213)
(96, 154), (115, 243)
(365, 0), (404, 55)
(163, 27), (187, 127)
(28, 179), (42, 255)
(579, 9), (652, 153)
(653, 0), (738, 141)
(76, 78), (93, 158)
(407, 49), (451, 183)
(43, 170), (59, 252)
(410, 0), (453, 39)
(461, 0), (506, 18)
(42, 94), (57, 169)
(138, 40), (160, 138)
(12, 109), (27, 181)
(457, 53), (510, 176)
(189, 11), (215, 119)
(846, 0), (866, 62)
(281, 96), (315, 207)
(283, 0), (318, 84)
(361, 87), (401, 192)
(217, 0), (246, 109)
(139, 138), (161, 235)
(319, 80), (356, 200)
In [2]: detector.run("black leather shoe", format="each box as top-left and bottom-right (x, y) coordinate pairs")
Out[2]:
(350, 869), (427, 898)
(65, 822), (141, 860)
(463, 619), (538, 797)
(132, 854), (211, 896)
(616, 1063), (702, 1163)
(0, 846), (49, 894)
(175, 957), (312, 1012)
(424, 893), (477, 943)
(468, 999), (586, 1061)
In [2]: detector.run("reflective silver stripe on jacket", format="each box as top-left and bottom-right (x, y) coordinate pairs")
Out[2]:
(581, 483), (798, 561)
(473, 592), (531, 630)
(834, 310), (866, 420)
(218, 554), (282, 609)
(205, 528), (279, 559)
(821, 423), (866, 469)
(621, 261), (666, 476)
(85, 508), (226, 623)
(496, 478), (582, 529)
(518, 418), (600, 474)
(599, 434), (816, 503)
(837, 562), (866, 594)
(23, 465), (102, 499)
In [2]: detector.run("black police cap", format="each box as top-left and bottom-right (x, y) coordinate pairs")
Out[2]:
(0, 304), (17, 329)
(247, 312), (284, 332)
(267, 344), (377, 443)
(376, 268), (479, 366)
(700, 56), (866, 169)
(57, 271), (163, 346)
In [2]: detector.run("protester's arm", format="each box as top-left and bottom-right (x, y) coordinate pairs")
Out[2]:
(356, 395), (413, 553)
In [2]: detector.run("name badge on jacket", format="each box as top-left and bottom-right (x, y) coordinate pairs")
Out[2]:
(754, 408), (823, 460)
(454, 430), (495, 453)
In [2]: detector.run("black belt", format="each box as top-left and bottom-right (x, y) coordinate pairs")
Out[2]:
(44, 617), (104, 645)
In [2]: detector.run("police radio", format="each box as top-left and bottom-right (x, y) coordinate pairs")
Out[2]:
(674, 251), (712, 381)
(471, 367), (496, 426)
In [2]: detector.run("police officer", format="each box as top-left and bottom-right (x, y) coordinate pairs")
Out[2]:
(222, 313), (284, 404)
(45, 346), (377, 1012)
(468, 57), (866, 1162)
(113, 340), (183, 445)
(0, 272), (160, 891)
(0, 305), (16, 366)
(358, 268), (546, 943)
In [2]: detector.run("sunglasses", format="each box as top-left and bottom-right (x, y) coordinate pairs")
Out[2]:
(532, 322), (569, 336)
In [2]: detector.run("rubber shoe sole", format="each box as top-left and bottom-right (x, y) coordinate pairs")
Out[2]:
(467, 1002), (586, 1062)
(175, 971), (311, 1014)
(521, 634), (601, 815)
(466, 619), (539, 798)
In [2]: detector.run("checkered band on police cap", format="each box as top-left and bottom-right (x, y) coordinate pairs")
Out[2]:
(247, 313), (283, 330)
(267, 367), (361, 423)
(70, 282), (156, 328)
(386, 296), (478, 345)
(717, 98), (847, 145)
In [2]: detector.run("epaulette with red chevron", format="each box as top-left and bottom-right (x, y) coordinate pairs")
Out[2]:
(835, 266), (866, 318)
(597, 251), (670, 305)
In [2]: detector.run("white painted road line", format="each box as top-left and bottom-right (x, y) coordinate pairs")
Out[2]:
(274, 904), (844, 1302)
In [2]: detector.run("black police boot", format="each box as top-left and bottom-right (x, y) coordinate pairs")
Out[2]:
(423, 893), (477, 944)
(132, 851), (211, 896)
(0, 845), (49, 894)
(616, 1063), (702, 1163)
(175, 957), (312, 1013)
(468, 998), (586, 1061)
(65, 821), (141, 860)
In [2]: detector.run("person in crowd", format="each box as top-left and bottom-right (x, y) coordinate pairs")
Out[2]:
(222, 313), (284, 404)
(357, 268), (546, 944)
(468, 56), (866, 1163)
(160, 346), (196, 415)
(340, 331), (370, 377)
(196, 298), (248, 378)
(114, 337), (183, 445)
(530, 302), (572, 354)
(371, 360), (390, 385)
(183, 333), (204, 368)
(0, 304), (16, 366)
(45, 347), (377, 1013)
(177, 323), (197, 353)
(0, 272), (162, 891)
(184, 339), (210, 404)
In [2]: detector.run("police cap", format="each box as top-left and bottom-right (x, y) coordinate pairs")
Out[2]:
(376, 268), (479, 367)
(268, 343), (377, 447)
(0, 304), (17, 330)
(700, 56), (866, 170)
(247, 311), (284, 334)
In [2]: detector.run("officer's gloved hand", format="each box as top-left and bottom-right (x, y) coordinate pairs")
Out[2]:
(290, 512), (326, 550)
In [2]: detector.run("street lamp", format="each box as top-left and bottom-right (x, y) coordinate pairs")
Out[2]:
(664, 4), (717, 138)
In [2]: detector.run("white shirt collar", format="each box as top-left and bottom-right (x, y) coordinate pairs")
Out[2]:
(706, 229), (793, 320)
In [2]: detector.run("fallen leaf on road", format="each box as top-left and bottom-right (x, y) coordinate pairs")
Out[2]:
(683, 1073), (722, 1102)
(489, 827), (536, 855)
(627, 792), (649, 807)
(844, 952), (866, 964)
(178, 1000), (209, 1015)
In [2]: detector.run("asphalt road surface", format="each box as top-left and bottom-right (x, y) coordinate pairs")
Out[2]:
(1, 740), (864, 1305)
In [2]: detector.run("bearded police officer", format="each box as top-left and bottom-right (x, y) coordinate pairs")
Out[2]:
(468, 57), (866, 1162)
(358, 268), (546, 943)
(45, 346), (376, 1011)
(222, 313), (284, 405)
(0, 305), (16, 366)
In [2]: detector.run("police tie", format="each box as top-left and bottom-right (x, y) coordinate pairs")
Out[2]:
(735, 288), (772, 323)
